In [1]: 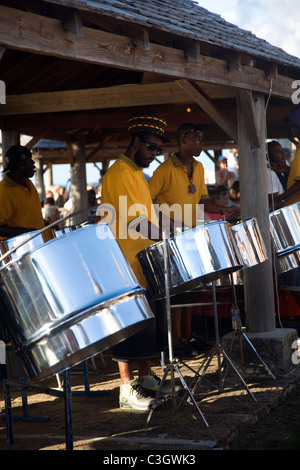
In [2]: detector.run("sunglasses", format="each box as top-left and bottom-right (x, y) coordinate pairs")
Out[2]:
(182, 126), (203, 138)
(143, 141), (163, 155)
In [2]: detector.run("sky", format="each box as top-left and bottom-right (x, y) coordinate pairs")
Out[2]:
(15, 0), (300, 186)
(196, 0), (300, 59)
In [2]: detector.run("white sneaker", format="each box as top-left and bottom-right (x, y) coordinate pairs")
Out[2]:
(139, 371), (181, 397)
(119, 379), (155, 411)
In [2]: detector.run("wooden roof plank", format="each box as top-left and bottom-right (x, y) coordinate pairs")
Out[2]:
(42, 0), (300, 68)
(0, 5), (295, 101)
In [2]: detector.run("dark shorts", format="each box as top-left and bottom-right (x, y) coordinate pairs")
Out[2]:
(112, 297), (168, 362)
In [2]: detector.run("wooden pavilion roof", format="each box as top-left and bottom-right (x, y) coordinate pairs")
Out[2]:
(0, 0), (298, 165)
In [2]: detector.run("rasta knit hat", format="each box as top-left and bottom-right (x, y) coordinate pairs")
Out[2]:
(127, 113), (170, 143)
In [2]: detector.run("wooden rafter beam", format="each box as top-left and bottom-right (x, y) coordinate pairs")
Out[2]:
(26, 131), (50, 149)
(237, 90), (260, 149)
(0, 82), (190, 115)
(0, 5), (295, 100)
(176, 79), (238, 141)
(0, 104), (293, 133)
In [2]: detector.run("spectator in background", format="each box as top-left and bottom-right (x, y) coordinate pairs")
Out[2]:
(87, 185), (98, 207)
(53, 185), (67, 208)
(42, 196), (64, 228)
(227, 179), (240, 207)
(87, 186), (99, 223)
(95, 178), (102, 204)
(283, 147), (293, 167)
(268, 141), (290, 191)
(204, 185), (229, 221)
(227, 148), (239, 177)
(215, 155), (235, 188)
(266, 159), (284, 207)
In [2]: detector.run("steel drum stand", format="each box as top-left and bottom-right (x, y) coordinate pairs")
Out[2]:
(3, 370), (73, 450)
(222, 276), (276, 381)
(188, 279), (257, 402)
(147, 234), (209, 427)
(189, 274), (275, 400)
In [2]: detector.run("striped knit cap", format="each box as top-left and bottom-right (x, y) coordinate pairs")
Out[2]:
(127, 113), (169, 142)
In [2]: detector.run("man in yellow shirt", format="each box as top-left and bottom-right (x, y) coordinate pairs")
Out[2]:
(0, 145), (45, 238)
(101, 113), (174, 411)
(149, 123), (239, 358)
(101, 152), (161, 287)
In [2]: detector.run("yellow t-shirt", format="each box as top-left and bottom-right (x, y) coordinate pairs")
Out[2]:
(0, 175), (45, 234)
(101, 155), (159, 287)
(285, 146), (300, 206)
(148, 154), (208, 226)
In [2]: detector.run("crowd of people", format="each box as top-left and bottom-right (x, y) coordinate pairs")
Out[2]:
(0, 105), (299, 412)
(207, 136), (296, 221)
(40, 181), (102, 228)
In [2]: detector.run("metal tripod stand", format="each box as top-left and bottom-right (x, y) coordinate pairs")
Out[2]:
(223, 275), (276, 381)
(189, 274), (275, 401)
(146, 234), (209, 427)
(188, 279), (257, 401)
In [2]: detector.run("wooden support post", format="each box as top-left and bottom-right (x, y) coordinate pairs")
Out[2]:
(33, 152), (45, 202)
(70, 133), (88, 226)
(44, 165), (53, 190)
(237, 92), (276, 333)
(1, 129), (20, 157)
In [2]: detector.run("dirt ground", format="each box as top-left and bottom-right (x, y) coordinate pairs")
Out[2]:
(229, 380), (300, 450)
(1, 342), (300, 453)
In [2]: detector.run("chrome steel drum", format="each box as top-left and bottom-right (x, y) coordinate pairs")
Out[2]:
(55, 227), (74, 237)
(137, 220), (243, 299)
(0, 223), (154, 381)
(210, 269), (244, 288)
(230, 218), (268, 268)
(275, 246), (300, 275)
(211, 218), (268, 288)
(0, 229), (55, 266)
(269, 203), (300, 255)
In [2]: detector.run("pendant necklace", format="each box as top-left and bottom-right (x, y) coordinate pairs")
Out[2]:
(187, 164), (196, 194)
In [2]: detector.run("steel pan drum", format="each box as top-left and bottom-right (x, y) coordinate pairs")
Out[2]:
(207, 268), (244, 288)
(55, 227), (74, 237)
(0, 223), (154, 381)
(210, 218), (268, 288)
(269, 203), (300, 255)
(0, 229), (56, 266)
(229, 218), (268, 268)
(275, 247), (300, 275)
(137, 220), (243, 299)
